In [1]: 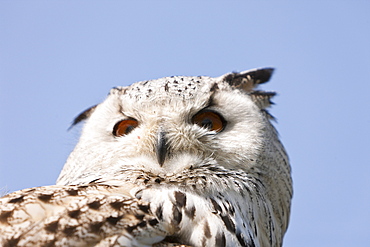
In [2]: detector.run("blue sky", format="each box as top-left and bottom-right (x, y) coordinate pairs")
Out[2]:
(1, 2), (369, 246)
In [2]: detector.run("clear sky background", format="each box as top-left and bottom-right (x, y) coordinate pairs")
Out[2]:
(1, 2), (369, 246)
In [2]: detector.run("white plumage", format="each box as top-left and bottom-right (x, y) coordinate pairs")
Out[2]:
(0, 68), (292, 247)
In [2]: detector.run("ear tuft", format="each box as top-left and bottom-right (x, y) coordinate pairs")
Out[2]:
(222, 67), (276, 110)
(223, 67), (274, 92)
(68, 105), (98, 130)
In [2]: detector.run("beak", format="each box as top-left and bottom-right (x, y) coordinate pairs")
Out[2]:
(156, 129), (168, 166)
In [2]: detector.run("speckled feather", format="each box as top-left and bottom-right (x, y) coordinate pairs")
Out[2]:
(0, 68), (292, 247)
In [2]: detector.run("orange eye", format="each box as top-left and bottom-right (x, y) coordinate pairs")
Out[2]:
(113, 119), (139, 137)
(192, 110), (226, 132)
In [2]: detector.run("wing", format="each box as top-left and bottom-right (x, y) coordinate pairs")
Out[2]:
(0, 184), (170, 247)
(0, 183), (270, 247)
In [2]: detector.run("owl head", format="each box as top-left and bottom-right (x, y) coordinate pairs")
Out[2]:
(57, 68), (291, 199)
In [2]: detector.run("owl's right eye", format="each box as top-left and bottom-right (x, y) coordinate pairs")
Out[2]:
(113, 119), (139, 137)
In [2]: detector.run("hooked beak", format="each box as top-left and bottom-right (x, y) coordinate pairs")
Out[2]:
(156, 130), (168, 166)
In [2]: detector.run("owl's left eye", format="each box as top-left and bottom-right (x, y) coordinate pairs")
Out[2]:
(192, 110), (226, 133)
(113, 119), (139, 137)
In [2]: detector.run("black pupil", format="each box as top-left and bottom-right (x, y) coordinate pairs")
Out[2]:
(201, 119), (213, 129)
(125, 125), (135, 134)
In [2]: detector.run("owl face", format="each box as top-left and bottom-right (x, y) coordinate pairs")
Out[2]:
(57, 69), (285, 191)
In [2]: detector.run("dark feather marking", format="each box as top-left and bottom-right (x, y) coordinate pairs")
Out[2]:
(110, 200), (124, 210)
(126, 225), (136, 233)
(210, 82), (219, 92)
(138, 204), (150, 214)
(203, 221), (211, 238)
(90, 221), (104, 233)
(137, 221), (147, 228)
(185, 206), (196, 219)
(23, 188), (36, 193)
(88, 178), (101, 184)
(87, 200), (102, 210)
(4, 238), (20, 247)
(210, 198), (222, 213)
(249, 233), (256, 247)
(163, 236), (184, 244)
(155, 204), (164, 220)
(66, 189), (79, 196)
(68, 209), (81, 219)
(8, 195), (24, 204)
(149, 218), (159, 226)
(37, 193), (53, 203)
(215, 232), (226, 247)
(208, 166), (222, 172)
(126, 221), (146, 233)
(106, 215), (123, 225)
(172, 206), (182, 225)
(174, 191), (187, 208)
(236, 232), (246, 247)
(135, 214), (145, 221)
(0, 210), (12, 223)
(63, 225), (77, 235)
(228, 204), (235, 215)
(202, 236), (207, 247)
(220, 215), (235, 233)
(45, 220), (59, 233)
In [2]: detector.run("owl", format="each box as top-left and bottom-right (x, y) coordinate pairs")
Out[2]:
(0, 68), (292, 247)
